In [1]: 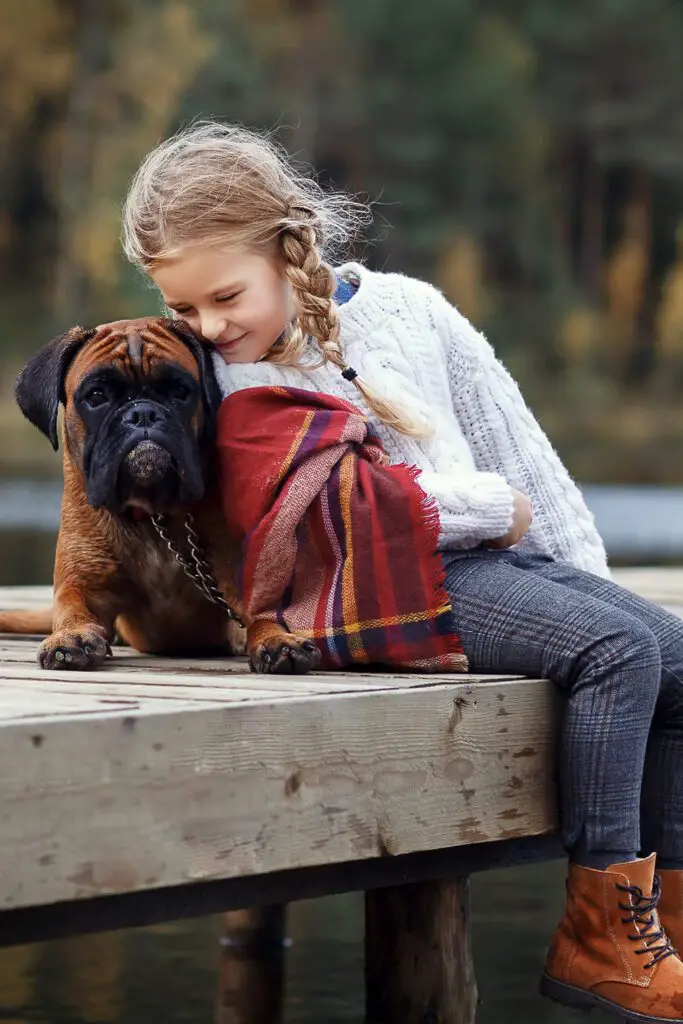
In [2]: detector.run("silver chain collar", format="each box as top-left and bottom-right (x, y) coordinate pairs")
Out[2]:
(150, 513), (244, 627)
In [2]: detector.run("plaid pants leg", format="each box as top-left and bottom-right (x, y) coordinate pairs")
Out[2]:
(525, 556), (683, 861)
(443, 550), (681, 857)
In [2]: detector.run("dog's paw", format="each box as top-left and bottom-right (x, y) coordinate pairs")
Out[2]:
(38, 627), (112, 670)
(249, 634), (321, 675)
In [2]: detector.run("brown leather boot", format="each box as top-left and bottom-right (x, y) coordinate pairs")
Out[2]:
(658, 869), (683, 957)
(540, 854), (683, 1022)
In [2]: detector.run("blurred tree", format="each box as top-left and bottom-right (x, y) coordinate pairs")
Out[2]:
(0, 0), (74, 320)
(603, 193), (650, 380)
(6, 0), (683, 481)
(436, 233), (487, 324)
(52, 0), (215, 326)
(334, 1), (543, 278)
(0, 0), (213, 336)
(521, 0), (683, 305)
(655, 223), (683, 388)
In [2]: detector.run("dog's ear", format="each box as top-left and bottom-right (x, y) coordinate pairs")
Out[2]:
(15, 326), (96, 450)
(162, 319), (222, 434)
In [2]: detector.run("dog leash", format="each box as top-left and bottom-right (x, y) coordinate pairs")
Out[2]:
(150, 513), (245, 627)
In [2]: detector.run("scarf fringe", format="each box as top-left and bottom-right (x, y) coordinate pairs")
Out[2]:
(395, 462), (469, 672)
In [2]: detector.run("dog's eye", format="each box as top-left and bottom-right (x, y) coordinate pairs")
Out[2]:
(84, 388), (108, 408)
(168, 382), (191, 401)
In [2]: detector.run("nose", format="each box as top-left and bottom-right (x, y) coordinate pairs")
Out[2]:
(122, 401), (163, 429)
(198, 312), (227, 341)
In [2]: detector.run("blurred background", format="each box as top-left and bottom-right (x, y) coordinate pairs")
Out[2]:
(5, 0), (683, 567)
(1, 1), (682, 1021)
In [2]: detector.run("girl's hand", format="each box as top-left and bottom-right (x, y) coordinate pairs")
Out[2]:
(484, 488), (533, 549)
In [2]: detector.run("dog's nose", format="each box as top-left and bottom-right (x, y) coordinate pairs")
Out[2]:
(122, 402), (163, 429)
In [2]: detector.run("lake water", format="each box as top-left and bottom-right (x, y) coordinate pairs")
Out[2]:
(4, 481), (683, 586)
(0, 480), (674, 1022)
(2, 866), (618, 1024)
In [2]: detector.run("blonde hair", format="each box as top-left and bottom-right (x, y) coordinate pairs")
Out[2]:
(122, 120), (424, 436)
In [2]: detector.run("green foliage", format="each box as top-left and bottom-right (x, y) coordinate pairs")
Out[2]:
(5, 0), (683, 480)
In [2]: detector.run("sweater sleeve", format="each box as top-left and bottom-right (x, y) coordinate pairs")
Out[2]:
(416, 468), (515, 549)
(429, 290), (610, 578)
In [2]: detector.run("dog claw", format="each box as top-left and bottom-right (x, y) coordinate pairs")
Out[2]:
(38, 629), (111, 671)
(249, 636), (321, 675)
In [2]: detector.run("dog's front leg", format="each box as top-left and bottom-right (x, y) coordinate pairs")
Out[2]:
(38, 535), (117, 670)
(190, 504), (322, 675)
(208, 568), (321, 674)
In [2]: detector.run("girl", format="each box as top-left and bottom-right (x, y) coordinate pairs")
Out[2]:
(122, 121), (683, 1023)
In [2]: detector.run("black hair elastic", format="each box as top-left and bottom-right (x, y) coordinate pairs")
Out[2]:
(341, 365), (359, 382)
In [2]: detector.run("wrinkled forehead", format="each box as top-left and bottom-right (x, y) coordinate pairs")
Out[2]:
(66, 320), (198, 388)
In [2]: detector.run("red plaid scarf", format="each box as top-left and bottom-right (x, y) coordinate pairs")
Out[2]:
(216, 386), (468, 673)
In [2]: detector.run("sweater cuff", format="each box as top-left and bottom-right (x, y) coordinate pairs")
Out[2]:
(417, 469), (515, 542)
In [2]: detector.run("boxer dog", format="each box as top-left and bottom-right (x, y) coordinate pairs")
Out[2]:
(0, 318), (319, 674)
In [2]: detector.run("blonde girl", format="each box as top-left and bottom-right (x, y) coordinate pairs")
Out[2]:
(123, 121), (683, 1024)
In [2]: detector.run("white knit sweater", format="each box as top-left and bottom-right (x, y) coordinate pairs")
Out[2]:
(212, 261), (609, 578)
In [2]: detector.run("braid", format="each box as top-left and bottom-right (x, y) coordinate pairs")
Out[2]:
(274, 209), (428, 437)
(272, 210), (342, 367)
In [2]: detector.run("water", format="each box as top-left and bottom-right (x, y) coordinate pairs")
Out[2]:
(0, 866), (617, 1023)
(0, 480), (673, 1022)
(5, 482), (683, 581)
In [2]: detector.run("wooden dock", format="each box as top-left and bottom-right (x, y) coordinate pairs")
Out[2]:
(0, 567), (679, 1023)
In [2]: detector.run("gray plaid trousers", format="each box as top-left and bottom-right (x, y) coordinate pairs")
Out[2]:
(443, 549), (683, 859)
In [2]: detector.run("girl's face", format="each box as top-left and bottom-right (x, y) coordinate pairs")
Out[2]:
(150, 246), (295, 364)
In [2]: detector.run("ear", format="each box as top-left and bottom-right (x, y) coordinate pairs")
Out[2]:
(14, 326), (96, 450)
(162, 319), (223, 433)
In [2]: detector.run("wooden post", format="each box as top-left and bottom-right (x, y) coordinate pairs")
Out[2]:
(365, 879), (477, 1024)
(215, 906), (287, 1024)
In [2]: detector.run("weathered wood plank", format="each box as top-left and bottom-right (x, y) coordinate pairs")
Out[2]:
(0, 643), (521, 685)
(0, 699), (217, 720)
(610, 567), (683, 606)
(0, 566), (676, 926)
(0, 677), (560, 911)
(0, 671), (345, 702)
(0, 652), (521, 693)
(0, 833), (565, 947)
(0, 587), (52, 607)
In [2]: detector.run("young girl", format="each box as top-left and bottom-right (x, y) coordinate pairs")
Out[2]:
(122, 121), (683, 1023)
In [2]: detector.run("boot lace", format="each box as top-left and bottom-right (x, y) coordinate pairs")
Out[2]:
(616, 875), (676, 968)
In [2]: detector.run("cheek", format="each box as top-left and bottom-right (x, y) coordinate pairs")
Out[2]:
(246, 295), (290, 333)
(63, 405), (88, 462)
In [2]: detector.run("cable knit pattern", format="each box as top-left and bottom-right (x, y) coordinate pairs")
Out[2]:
(212, 261), (609, 578)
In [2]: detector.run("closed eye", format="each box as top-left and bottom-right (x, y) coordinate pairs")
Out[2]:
(167, 381), (191, 401)
(216, 292), (240, 304)
(153, 372), (197, 402)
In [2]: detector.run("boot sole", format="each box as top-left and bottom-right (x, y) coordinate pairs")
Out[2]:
(540, 971), (683, 1023)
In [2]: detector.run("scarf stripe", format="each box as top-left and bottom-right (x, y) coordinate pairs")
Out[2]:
(217, 386), (468, 673)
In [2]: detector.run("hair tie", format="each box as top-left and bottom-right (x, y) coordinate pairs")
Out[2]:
(341, 365), (359, 382)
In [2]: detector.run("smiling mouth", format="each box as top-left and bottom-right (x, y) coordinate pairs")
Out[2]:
(214, 333), (247, 350)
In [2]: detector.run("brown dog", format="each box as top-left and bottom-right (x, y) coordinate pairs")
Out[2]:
(0, 318), (320, 674)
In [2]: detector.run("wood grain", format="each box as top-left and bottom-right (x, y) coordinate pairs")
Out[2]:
(365, 879), (477, 1024)
(0, 678), (560, 910)
(0, 567), (672, 915)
